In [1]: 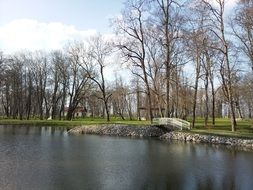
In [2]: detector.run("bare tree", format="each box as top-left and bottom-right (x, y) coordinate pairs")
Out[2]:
(200, 0), (237, 131)
(58, 54), (69, 120)
(151, 0), (184, 117)
(232, 0), (253, 72)
(185, 29), (203, 128)
(31, 52), (49, 120)
(0, 52), (4, 116)
(5, 57), (22, 119)
(81, 35), (113, 122)
(0, 51), (3, 86)
(184, 4), (209, 127)
(241, 74), (253, 118)
(111, 76), (128, 120)
(49, 51), (68, 119)
(113, 0), (154, 121)
(65, 42), (90, 120)
(203, 45), (217, 126)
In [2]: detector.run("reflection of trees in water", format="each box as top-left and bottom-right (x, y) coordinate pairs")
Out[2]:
(141, 142), (238, 190)
(1, 126), (253, 190)
(51, 126), (55, 135)
(197, 177), (215, 190)
(195, 174), (235, 190)
(142, 141), (192, 190)
(1, 125), (70, 137)
(179, 143), (239, 190)
(25, 126), (30, 134)
(221, 150), (236, 190)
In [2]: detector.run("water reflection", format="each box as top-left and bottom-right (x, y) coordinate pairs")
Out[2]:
(0, 125), (253, 190)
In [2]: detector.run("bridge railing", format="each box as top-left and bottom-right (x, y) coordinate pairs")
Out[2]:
(153, 117), (191, 130)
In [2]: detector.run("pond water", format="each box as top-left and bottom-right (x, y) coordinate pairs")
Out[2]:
(0, 125), (253, 190)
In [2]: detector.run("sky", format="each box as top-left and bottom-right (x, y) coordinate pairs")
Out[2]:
(0, 0), (124, 52)
(0, 0), (239, 82)
(0, 0), (239, 53)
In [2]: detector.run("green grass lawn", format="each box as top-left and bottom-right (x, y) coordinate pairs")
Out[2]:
(189, 118), (253, 139)
(0, 117), (150, 127)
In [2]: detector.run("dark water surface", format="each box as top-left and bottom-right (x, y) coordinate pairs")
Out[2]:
(0, 125), (253, 190)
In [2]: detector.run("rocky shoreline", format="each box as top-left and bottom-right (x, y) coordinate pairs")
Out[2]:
(68, 124), (167, 137)
(68, 125), (253, 150)
(160, 131), (253, 149)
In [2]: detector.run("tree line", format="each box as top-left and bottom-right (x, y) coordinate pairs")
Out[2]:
(0, 0), (253, 131)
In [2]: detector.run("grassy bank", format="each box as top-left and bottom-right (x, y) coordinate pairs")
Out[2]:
(190, 118), (253, 139)
(0, 117), (252, 138)
(0, 117), (150, 127)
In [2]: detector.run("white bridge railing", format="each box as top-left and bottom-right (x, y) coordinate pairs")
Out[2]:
(153, 117), (191, 130)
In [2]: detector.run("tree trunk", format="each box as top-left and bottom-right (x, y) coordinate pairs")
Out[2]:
(136, 84), (141, 121)
(248, 103), (252, 119)
(165, 63), (170, 117)
(192, 55), (201, 129)
(66, 106), (74, 120)
(210, 77), (215, 126)
(236, 101), (243, 119)
(225, 52), (237, 131)
(59, 87), (66, 120)
(204, 70), (209, 127)
(221, 2), (237, 131)
(143, 69), (153, 122)
(51, 79), (58, 119)
(26, 74), (32, 120)
(104, 97), (110, 122)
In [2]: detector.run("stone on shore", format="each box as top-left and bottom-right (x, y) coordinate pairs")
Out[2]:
(69, 125), (253, 150)
(160, 131), (253, 149)
(68, 124), (168, 137)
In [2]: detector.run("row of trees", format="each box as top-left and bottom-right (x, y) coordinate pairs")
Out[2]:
(112, 0), (253, 131)
(0, 36), (115, 121)
(0, 0), (253, 131)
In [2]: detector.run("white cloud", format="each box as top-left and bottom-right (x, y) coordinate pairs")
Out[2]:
(0, 19), (130, 83)
(226, 0), (238, 8)
(209, 0), (238, 9)
(0, 19), (97, 53)
(189, 0), (238, 11)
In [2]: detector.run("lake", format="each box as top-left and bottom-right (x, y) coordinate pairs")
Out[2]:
(0, 125), (253, 190)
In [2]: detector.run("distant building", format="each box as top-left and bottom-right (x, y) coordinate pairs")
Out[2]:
(64, 107), (86, 118)
(222, 103), (229, 118)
